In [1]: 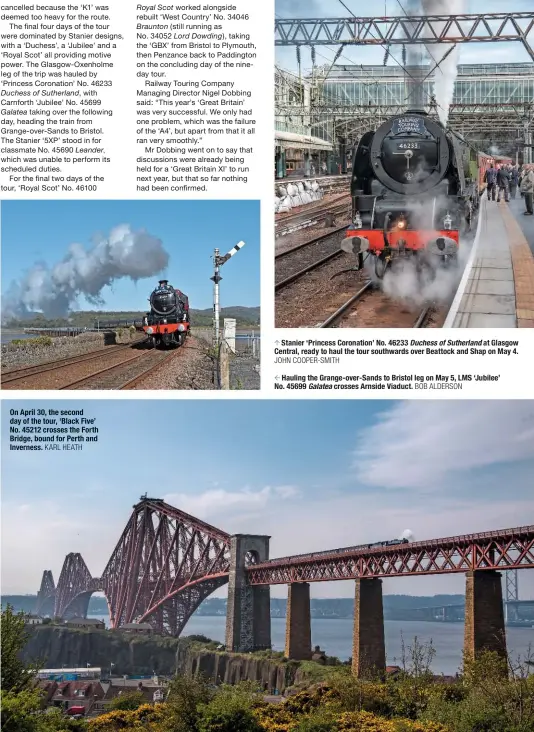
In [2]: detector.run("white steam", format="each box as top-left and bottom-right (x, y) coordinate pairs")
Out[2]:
(368, 192), (475, 307)
(421, 0), (465, 125)
(3, 224), (169, 319)
(400, 529), (415, 542)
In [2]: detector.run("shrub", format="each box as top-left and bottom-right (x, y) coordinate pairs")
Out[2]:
(198, 685), (262, 732)
(11, 336), (52, 348)
(88, 703), (166, 732)
(108, 691), (145, 711)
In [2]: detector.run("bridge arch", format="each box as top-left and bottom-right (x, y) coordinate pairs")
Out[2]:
(137, 574), (229, 636)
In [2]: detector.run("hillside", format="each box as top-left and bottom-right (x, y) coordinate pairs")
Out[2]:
(2, 594), (465, 619)
(3, 306), (260, 330)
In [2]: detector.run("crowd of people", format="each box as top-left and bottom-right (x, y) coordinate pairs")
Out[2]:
(484, 162), (534, 215)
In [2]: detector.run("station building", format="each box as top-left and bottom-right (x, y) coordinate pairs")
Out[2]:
(275, 63), (534, 178)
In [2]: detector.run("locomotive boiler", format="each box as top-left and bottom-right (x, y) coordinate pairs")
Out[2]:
(345, 110), (480, 278)
(143, 280), (190, 349)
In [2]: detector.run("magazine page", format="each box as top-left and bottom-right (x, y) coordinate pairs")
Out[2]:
(1, 2), (534, 732)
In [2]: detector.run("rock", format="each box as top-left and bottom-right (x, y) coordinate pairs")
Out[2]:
(21, 626), (300, 693)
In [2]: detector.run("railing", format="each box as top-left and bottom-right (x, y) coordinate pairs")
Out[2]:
(23, 327), (87, 337)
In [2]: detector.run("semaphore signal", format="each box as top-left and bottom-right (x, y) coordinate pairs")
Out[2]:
(210, 241), (246, 345)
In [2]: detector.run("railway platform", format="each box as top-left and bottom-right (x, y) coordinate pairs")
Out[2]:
(445, 196), (534, 328)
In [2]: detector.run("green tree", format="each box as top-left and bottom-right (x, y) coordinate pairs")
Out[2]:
(198, 683), (262, 732)
(108, 690), (145, 711)
(163, 674), (213, 732)
(1, 605), (39, 692)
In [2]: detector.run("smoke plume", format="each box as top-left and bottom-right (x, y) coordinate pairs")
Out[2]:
(421, 0), (465, 124)
(3, 224), (169, 320)
(405, 0), (426, 110)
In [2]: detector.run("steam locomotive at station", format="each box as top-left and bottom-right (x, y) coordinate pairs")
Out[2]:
(343, 110), (507, 278)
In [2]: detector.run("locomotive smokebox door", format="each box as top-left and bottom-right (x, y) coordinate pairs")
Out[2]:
(370, 113), (449, 196)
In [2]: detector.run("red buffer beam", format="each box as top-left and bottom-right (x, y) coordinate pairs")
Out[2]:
(246, 526), (534, 584)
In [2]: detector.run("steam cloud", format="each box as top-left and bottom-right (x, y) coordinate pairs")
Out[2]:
(363, 192), (475, 306)
(422, 0), (465, 125)
(3, 224), (170, 320)
(400, 529), (415, 542)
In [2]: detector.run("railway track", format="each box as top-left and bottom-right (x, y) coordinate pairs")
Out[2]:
(275, 227), (348, 291)
(317, 284), (436, 329)
(64, 347), (184, 390)
(1, 341), (147, 390)
(275, 195), (351, 237)
(120, 349), (180, 390)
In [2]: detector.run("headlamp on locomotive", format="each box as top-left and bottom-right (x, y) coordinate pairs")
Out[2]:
(347, 111), (478, 277)
(144, 280), (190, 349)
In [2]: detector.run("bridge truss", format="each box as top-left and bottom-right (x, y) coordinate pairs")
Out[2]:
(274, 13), (534, 60)
(36, 507), (534, 636)
(37, 499), (232, 636)
(247, 526), (534, 584)
(275, 13), (534, 153)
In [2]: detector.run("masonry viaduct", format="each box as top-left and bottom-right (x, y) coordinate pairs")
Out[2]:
(35, 499), (534, 677)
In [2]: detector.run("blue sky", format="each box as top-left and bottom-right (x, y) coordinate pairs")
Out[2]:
(2, 400), (533, 599)
(1, 200), (260, 312)
(275, 1), (534, 71)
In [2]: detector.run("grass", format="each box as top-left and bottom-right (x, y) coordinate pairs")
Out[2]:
(9, 336), (53, 348)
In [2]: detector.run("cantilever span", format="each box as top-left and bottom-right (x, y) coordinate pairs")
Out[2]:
(34, 505), (534, 673)
(36, 498), (232, 636)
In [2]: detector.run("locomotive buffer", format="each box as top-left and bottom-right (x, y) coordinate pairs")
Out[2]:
(211, 241), (246, 345)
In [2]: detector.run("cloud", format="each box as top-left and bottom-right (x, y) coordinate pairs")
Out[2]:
(353, 401), (534, 491)
(163, 485), (301, 526)
(0, 500), (118, 594)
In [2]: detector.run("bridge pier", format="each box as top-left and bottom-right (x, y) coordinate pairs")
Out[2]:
(225, 535), (271, 652)
(464, 570), (507, 661)
(285, 582), (312, 660)
(352, 578), (385, 678)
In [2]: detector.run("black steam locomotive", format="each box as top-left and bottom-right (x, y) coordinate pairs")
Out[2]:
(344, 110), (479, 277)
(143, 280), (190, 349)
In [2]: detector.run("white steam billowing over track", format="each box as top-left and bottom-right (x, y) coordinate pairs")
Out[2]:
(3, 224), (170, 320)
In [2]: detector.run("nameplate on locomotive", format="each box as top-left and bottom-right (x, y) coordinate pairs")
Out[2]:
(392, 117), (426, 135)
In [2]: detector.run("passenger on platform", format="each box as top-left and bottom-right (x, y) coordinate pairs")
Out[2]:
(496, 165), (510, 203)
(484, 164), (497, 201)
(520, 165), (534, 216)
(510, 165), (520, 200)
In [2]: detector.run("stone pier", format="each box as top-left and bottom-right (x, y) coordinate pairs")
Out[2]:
(225, 535), (271, 652)
(464, 570), (507, 661)
(352, 578), (385, 678)
(285, 582), (312, 660)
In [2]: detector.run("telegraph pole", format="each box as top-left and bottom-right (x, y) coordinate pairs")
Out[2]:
(211, 241), (246, 346)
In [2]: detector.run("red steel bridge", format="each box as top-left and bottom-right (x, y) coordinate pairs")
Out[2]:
(35, 497), (534, 640)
